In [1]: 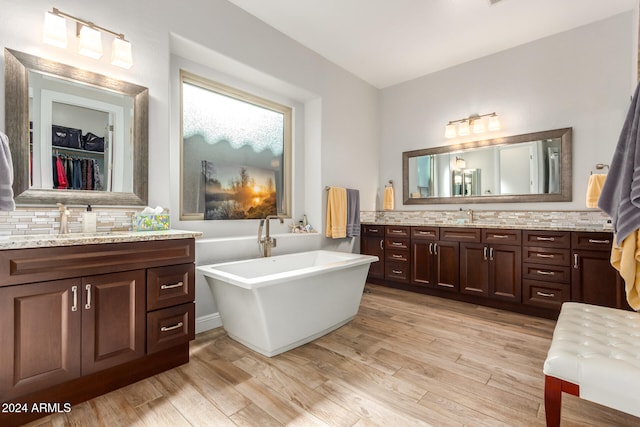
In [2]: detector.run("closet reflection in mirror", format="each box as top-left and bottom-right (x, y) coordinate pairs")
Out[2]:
(403, 128), (571, 204)
(5, 48), (148, 206)
(31, 71), (133, 192)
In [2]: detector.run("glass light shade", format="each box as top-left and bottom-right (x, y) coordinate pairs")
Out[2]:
(455, 158), (466, 169)
(445, 123), (457, 138)
(78, 25), (103, 59)
(488, 114), (501, 131)
(458, 120), (470, 136)
(472, 117), (485, 133)
(111, 38), (133, 69)
(43, 11), (68, 48)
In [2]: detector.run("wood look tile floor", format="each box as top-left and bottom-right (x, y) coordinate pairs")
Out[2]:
(25, 284), (640, 427)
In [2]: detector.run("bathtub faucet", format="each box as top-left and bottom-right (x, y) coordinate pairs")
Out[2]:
(258, 215), (285, 257)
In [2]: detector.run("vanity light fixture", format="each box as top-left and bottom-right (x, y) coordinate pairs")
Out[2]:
(455, 157), (466, 169)
(43, 8), (133, 69)
(445, 112), (500, 139)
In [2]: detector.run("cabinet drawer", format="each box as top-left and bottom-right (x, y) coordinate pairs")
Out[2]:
(386, 238), (409, 250)
(572, 232), (613, 251)
(411, 227), (439, 240)
(147, 302), (195, 354)
(440, 227), (481, 242)
(483, 228), (521, 245)
(386, 226), (410, 238)
(522, 280), (570, 310)
(522, 263), (570, 283)
(362, 225), (385, 237)
(522, 247), (571, 266)
(386, 249), (409, 263)
(385, 261), (409, 282)
(147, 263), (195, 311)
(523, 230), (570, 248)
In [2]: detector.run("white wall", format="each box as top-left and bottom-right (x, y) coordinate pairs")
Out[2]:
(380, 12), (635, 212)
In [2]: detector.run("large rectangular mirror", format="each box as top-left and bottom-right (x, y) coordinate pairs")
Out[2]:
(403, 128), (572, 204)
(4, 48), (148, 206)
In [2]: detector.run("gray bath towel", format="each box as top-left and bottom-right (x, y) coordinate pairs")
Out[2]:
(599, 82), (640, 243)
(346, 188), (360, 237)
(0, 132), (15, 211)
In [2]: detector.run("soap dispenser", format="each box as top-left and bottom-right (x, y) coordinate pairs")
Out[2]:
(82, 205), (97, 233)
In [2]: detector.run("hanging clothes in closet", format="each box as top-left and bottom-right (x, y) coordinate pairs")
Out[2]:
(52, 154), (102, 191)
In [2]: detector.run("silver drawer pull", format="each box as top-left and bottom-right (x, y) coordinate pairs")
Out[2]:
(71, 285), (78, 312)
(391, 242), (404, 246)
(491, 234), (509, 239)
(161, 322), (184, 332)
(536, 270), (555, 276)
(536, 253), (554, 258)
(391, 254), (404, 259)
(536, 291), (555, 298)
(161, 281), (184, 290)
(369, 228), (379, 232)
(536, 236), (555, 241)
(85, 284), (92, 310)
(390, 229), (404, 234)
(417, 231), (432, 235)
(588, 239), (610, 244)
(392, 269), (403, 274)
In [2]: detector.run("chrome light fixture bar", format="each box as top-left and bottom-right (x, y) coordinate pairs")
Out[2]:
(445, 112), (500, 139)
(43, 7), (133, 69)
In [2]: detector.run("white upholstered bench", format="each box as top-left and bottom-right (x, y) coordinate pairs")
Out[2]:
(543, 302), (640, 426)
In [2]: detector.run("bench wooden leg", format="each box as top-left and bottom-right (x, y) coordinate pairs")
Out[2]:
(544, 375), (580, 427)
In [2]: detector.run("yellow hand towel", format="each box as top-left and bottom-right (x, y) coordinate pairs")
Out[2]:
(610, 232), (640, 310)
(586, 174), (606, 208)
(383, 186), (394, 210)
(326, 187), (347, 238)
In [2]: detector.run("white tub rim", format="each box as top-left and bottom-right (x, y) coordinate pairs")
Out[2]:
(197, 249), (378, 290)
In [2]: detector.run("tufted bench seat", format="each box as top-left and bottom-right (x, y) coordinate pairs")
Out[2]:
(543, 302), (640, 426)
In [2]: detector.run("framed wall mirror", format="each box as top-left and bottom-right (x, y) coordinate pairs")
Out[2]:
(403, 128), (572, 204)
(4, 48), (148, 206)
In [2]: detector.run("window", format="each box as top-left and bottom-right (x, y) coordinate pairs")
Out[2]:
(180, 71), (291, 220)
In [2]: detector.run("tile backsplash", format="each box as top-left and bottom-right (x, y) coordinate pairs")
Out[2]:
(360, 209), (612, 230)
(0, 207), (143, 236)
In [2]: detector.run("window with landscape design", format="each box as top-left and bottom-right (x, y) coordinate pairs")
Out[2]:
(180, 71), (291, 220)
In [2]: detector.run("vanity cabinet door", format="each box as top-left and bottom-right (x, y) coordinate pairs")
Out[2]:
(460, 243), (489, 296)
(488, 244), (522, 302)
(0, 279), (81, 401)
(81, 270), (146, 375)
(361, 226), (385, 280)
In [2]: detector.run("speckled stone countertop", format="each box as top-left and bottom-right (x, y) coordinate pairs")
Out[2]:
(0, 230), (203, 250)
(361, 221), (613, 233)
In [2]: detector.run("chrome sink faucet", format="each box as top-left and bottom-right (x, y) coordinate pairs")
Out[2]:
(258, 215), (284, 257)
(57, 203), (70, 235)
(467, 209), (474, 224)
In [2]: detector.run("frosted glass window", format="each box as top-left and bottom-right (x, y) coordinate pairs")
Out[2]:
(180, 71), (291, 220)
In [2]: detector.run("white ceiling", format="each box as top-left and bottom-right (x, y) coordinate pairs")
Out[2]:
(227, 0), (637, 89)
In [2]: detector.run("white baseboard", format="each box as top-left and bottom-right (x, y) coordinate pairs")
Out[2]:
(196, 312), (223, 334)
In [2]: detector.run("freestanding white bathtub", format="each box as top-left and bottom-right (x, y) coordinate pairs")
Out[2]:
(198, 250), (378, 357)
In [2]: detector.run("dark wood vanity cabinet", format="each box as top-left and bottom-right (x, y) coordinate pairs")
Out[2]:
(411, 227), (459, 292)
(384, 226), (411, 283)
(460, 229), (522, 302)
(362, 224), (626, 318)
(0, 270), (146, 401)
(571, 232), (630, 310)
(522, 230), (572, 310)
(361, 225), (385, 280)
(0, 238), (196, 427)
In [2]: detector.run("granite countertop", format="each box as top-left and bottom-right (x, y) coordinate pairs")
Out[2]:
(0, 229), (203, 250)
(361, 221), (614, 233)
